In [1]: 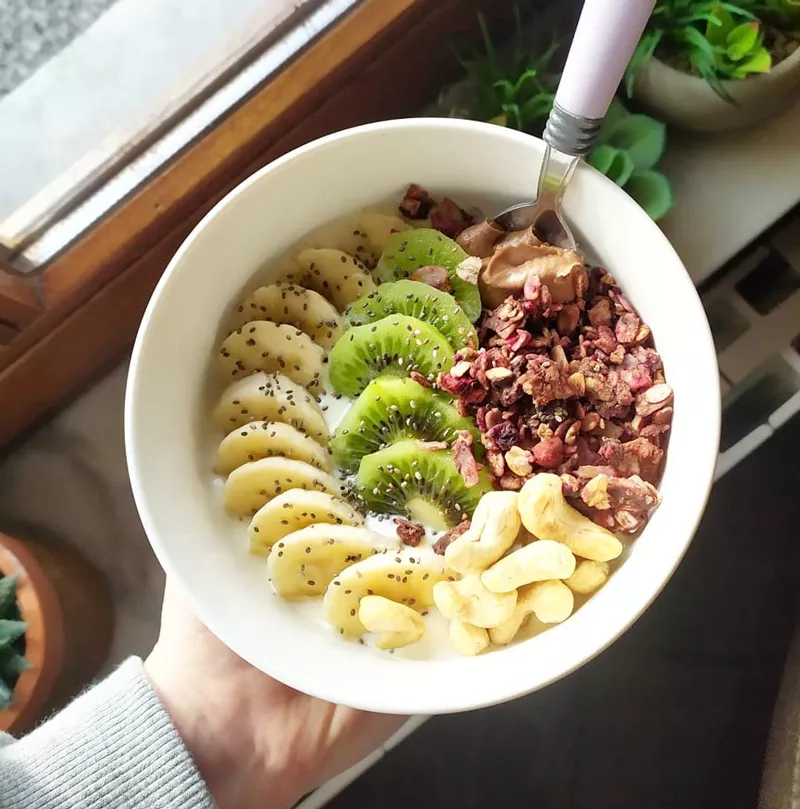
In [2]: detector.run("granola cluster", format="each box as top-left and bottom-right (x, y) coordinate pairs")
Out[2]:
(438, 228), (672, 536)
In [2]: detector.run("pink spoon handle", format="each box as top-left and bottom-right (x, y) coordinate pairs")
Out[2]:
(554, 0), (657, 121)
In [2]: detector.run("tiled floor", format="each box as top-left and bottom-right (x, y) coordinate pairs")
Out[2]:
(328, 414), (800, 809)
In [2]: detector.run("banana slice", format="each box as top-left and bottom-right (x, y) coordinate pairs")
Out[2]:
(268, 524), (397, 600)
(295, 212), (410, 269)
(290, 248), (377, 310)
(324, 550), (448, 638)
(357, 213), (410, 258)
(218, 321), (324, 389)
(229, 283), (344, 349)
(358, 595), (425, 650)
(212, 372), (328, 438)
(223, 457), (344, 517)
(215, 421), (331, 476)
(248, 490), (363, 555)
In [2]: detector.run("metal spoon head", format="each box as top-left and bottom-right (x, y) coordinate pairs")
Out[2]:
(492, 200), (577, 251)
(491, 145), (579, 251)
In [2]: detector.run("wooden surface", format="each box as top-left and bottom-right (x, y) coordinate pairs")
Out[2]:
(0, 269), (40, 329)
(0, 0), (515, 449)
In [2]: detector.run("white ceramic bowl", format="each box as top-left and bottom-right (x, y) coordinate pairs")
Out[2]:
(125, 118), (720, 715)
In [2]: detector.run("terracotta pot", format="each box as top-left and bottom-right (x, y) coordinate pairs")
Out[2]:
(0, 534), (114, 736)
(633, 47), (800, 132)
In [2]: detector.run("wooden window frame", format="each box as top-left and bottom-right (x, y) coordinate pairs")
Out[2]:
(0, 0), (514, 450)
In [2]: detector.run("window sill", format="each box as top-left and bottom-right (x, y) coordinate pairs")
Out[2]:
(0, 0), (516, 449)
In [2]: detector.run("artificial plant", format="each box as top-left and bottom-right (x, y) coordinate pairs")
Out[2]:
(450, 13), (673, 221)
(0, 574), (29, 710)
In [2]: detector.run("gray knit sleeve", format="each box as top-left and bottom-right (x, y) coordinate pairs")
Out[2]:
(0, 657), (216, 809)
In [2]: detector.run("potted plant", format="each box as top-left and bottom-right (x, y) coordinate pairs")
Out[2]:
(0, 533), (114, 735)
(626, 1), (800, 132)
(441, 12), (674, 221)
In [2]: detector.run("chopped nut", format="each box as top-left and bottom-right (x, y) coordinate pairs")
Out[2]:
(557, 304), (580, 334)
(568, 372), (586, 396)
(455, 255), (482, 285)
(551, 344), (569, 371)
(581, 412), (602, 433)
(564, 420), (581, 446)
(536, 423), (555, 440)
(609, 345), (625, 365)
(581, 474), (611, 509)
(505, 446), (533, 476)
(415, 440), (448, 451)
(485, 366), (513, 383)
(450, 360), (473, 378)
(644, 383), (672, 404)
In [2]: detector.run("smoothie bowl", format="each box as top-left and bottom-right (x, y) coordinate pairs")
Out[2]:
(125, 119), (719, 715)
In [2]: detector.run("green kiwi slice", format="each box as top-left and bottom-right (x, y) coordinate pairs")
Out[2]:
(344, 280), (478, 352)
(375, 229), (482, 323)
(355, 439), (492, 531)
(327, 315), (454, 398)
(330, 376), (480, 472)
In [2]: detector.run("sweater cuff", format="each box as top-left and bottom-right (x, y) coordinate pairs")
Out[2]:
(0, 657), (215, 809)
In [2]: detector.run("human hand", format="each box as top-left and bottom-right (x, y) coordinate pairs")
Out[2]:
(145, 581), (408, 809)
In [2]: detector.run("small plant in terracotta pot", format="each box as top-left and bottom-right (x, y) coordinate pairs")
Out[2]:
(0, 533), (113, 735)
(626, 0), (800, 132)
(0, 575), (31, 708)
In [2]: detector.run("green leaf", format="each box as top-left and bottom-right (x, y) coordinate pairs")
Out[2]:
(682, 25), (719, 59)
(706, 5), (736, 45)
(0, 619), (27, 650)
(727, 21), (759, 58)
(625, 171), (674, 221)
(625, 29), (663, 98)
(733, 47), (772, 76)
(521, 93), (554, 115)
(606, 150), (636, 187)
(603, 115), (667, 172)
(596, 98), (630, 146)
(0, 575), (18, 615)
(587, 144), (620, 175)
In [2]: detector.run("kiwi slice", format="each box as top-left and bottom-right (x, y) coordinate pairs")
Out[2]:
(375, 229), (482, 323)
(328, 314), (454, 398)
(345, 280), (478, 352)
(331, 376), (480, 472)
(356, 439), (492, 531)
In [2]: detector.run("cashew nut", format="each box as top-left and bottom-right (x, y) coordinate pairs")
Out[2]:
(449, 620), (490, 656)
(433, 574), (517, 628)
(524, 580), (574, 624)
(481, 539), (576, 593)
(488, 580), (573, 644)
(444, 491), (521, 575)
(565, 560), (610, 595)
(487, 610), (529, 646)
(358, 595), (425, 650)
(518, 474), (623, 562)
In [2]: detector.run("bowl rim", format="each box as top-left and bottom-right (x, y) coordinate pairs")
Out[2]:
(125, 117), (720, 714)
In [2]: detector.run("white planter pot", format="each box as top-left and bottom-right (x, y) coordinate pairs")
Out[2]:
(633, 47), (800, 132)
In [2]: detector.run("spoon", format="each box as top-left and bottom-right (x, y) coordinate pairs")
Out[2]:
(493, 0), (658, 249)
